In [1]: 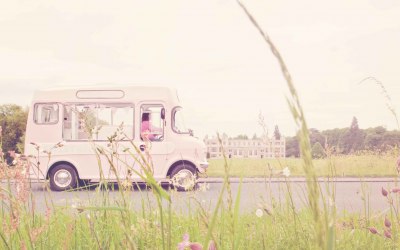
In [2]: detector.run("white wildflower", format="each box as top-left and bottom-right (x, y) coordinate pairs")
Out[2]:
(198, 183), (210, 192)
(21, 167), (27, 175)
(282, 167), (291, 177)
(256, 208), (263, 218)
(328, 197), (335, 208)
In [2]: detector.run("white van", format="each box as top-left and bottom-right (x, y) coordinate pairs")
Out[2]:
(24, 86), (209, 191)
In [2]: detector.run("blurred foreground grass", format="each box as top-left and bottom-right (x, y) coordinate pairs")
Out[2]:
(1, 201), (396, 249)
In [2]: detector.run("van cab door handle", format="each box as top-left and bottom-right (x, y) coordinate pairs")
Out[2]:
(139, 144), (146, 152)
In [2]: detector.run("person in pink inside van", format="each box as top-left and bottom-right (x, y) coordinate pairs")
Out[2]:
(141, 112), (162, 141)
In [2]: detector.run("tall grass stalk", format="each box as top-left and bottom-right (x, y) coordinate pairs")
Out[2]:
(92, 129), (171, 250)
(237, 1), (329, 248)
(359, 76), (400, 130)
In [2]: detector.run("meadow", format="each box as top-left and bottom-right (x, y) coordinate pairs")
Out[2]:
(1, 150), (399, 249)
(207, 152), (399, 177)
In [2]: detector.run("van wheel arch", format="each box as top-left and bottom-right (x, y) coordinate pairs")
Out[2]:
(167, 160), (197, 177)
(47, 161), (79, 179)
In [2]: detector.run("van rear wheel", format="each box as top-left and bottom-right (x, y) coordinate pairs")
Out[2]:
(170, 164), (197, 191)
(49, 164), (78, 191)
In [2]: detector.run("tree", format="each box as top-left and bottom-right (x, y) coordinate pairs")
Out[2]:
(274, 125), (281, 140)
(322, 128), (347, 153)
(340, 117), (365, 154)
(382, 131), (400, 148)
(285, 136), (299, 157)
(234, 134), (248, 140)
(0, 104), (28, 157)
(312, 142), (326, 158)
(309, 128), (325, 146)
(364, 126), (386, 149)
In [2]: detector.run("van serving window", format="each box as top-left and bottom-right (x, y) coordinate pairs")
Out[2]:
(76, 90), (125, 99)
(63, 103), (134, 141)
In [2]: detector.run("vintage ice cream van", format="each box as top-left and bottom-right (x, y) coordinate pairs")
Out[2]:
(24, 86), (208, 191)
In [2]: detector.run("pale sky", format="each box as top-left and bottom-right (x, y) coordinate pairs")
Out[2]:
(1, 0), (400, 139)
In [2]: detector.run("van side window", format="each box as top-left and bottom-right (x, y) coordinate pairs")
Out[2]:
(34, 103), (59, 124)
(140, 105), (164, 142)
(172, 107), (189, 134)
(63, 103), (134, 141)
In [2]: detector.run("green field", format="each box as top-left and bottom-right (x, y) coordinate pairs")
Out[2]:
(207, 153), (398, 177)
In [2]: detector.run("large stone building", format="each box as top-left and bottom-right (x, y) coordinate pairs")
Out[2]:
(204, 134), (286, 159)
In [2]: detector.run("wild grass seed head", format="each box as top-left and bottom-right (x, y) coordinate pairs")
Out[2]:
(368, 227), (379, 235)
(382, 187), (389, 197)
(384, 230), (392, 239)
(384, 216), (391, 228)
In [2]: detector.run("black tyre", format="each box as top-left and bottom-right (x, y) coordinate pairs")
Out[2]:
(49, 164), (78, 191)
(170, 164), (197, 191)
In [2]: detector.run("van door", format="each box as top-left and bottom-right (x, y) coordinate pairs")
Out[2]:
(138, 103), (169, 179)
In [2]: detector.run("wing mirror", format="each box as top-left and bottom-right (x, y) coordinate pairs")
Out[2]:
(161, 108), (165, 120)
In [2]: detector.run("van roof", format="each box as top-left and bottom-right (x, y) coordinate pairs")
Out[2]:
(32, 85), (180, 105)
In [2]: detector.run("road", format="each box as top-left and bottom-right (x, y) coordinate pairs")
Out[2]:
(3, 177), (398, 215)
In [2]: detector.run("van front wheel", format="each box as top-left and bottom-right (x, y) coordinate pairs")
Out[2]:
(170, 164), (197, 191)
(49, 164), (78, 191)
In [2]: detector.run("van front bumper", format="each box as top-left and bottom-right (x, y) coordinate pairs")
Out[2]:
(197, 161), (209, 174)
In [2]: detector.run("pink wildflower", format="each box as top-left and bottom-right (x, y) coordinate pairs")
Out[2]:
(382, 187), (389, 197)
(391, 187), (400, 193)
(0, 126), (2, 137)
(178, 233), (203, 250)
(30, 226), (46, 243)
(178, 233), (190, 250)
(8, 150), (16, 159)
(368, 227), (379, 235)
(190, 244), (203, 250)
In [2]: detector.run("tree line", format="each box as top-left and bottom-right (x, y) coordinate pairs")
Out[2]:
(286, 117), (400, 158)
(1, 104), (400, 159)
